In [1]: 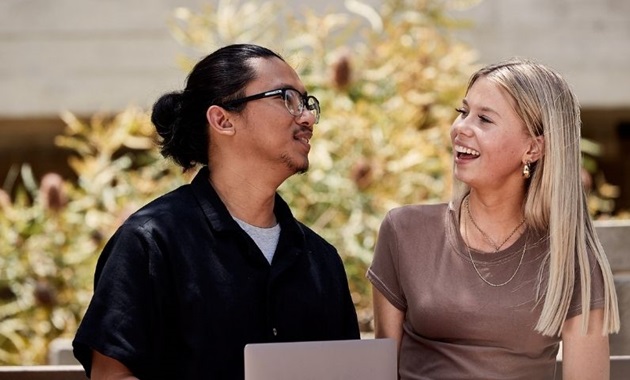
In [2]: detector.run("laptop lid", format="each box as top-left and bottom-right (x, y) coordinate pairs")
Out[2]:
(244, 338), (397, 380)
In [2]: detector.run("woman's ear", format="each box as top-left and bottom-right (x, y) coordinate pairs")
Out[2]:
(524, 135), (545, 164)
(206, 105), (235, 136)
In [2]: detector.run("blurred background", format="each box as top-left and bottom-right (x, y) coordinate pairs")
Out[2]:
(1, 0), (629, 366)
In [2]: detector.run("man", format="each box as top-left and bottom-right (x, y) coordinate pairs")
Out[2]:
(73, 44), (359, 380)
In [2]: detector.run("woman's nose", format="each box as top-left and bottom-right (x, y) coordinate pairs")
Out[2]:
(450, 116), (472, 137)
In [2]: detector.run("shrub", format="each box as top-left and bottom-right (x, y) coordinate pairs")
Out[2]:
(0, 109), (185, 364)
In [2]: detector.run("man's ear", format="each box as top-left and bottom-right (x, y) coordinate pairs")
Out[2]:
(206, 105), (235, 136)
(524, 135), (545, 164)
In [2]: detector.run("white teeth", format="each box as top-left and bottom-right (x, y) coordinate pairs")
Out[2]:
(454, 145), (480, 156)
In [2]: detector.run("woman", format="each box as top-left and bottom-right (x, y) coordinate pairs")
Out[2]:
(368, 58), (619, 379)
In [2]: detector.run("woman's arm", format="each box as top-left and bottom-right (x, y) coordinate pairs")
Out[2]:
(372, 286), (405, 354)
(561, 308), (609, 380)
(91, 350), (139, 380)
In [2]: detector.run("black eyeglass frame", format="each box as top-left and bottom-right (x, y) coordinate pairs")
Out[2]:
(219, 88), (320, 124)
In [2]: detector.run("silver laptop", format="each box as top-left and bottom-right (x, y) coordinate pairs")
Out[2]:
(244, 338), (397, 380)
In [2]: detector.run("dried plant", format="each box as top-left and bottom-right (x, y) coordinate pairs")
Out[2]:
(0, 108), (184, 364)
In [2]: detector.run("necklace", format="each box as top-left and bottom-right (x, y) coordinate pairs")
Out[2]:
(464, 196), (525, 252)
(463, 196), (527, 287)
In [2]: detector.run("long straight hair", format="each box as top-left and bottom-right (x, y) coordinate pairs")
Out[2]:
(453, 58), (619, 336)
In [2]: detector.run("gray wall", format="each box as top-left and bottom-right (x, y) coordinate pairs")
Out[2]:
(0, 0), (202, 118)
(0, 0), (376, 118)
(1, 0), (629, 118)
(450, 0), (630, 108)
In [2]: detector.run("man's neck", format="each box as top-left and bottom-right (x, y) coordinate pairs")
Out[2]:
(208, 169), (281, 228)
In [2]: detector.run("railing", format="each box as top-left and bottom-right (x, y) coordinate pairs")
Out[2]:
(0, 365), (86, 380)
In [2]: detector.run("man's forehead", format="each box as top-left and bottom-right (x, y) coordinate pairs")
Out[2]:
(246, 58), (304, 93)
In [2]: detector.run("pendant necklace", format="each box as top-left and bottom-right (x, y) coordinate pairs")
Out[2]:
(465, 196), (525, 252)
(463, 195), (527, 287)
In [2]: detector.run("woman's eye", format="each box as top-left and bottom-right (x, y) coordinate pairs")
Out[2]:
(478, 115), (492, 123)
(455, 108), (468, 117)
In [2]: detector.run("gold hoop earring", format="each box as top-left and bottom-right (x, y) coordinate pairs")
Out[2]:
(523, 161), (531, 179)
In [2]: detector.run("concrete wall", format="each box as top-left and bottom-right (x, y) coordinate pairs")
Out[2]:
(0, 0), (204, 118)
(596, 220), (630, 355)
(1, 0), (629, 118)
(450, 0), (630, 108)
(0, 0), (377, 118)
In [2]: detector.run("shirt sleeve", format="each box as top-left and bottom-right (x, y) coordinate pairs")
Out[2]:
(566, 247), (607, 320)
(73, 223), (158, 378)
(366, 210), (407, 311)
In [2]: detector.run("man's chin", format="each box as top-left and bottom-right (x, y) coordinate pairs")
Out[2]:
(293, 162), (309, 175)
(281, 154), (309, 175)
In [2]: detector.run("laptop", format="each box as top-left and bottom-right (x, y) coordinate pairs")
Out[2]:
(244, 338), (397, 380)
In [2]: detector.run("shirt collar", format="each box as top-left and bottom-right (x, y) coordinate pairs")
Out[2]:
(190, 166), (305, 242)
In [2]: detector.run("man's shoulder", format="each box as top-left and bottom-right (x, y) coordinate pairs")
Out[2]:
(123, 184), (196, 228)
(295, 220), (334, 247)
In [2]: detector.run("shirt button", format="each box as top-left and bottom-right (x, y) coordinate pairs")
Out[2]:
(272, 328), (278, 336)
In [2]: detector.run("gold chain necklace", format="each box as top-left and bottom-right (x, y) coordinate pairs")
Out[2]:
(463, 196), (527, 287)
(464, 196), (525, 252)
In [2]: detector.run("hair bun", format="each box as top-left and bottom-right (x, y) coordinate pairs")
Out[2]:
(151, 91), (183, 140)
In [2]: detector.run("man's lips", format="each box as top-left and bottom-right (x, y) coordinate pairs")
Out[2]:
(295, 131), (312, 146)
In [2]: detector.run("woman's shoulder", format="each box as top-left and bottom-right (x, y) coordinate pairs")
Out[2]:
(380, 202), (451, 236)
(386, 202), (450, 222)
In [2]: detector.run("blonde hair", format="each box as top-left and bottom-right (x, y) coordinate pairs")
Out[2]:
(453, 58), (619, 336)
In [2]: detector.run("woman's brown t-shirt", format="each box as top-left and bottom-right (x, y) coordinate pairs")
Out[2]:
(367, 202), (605, 380)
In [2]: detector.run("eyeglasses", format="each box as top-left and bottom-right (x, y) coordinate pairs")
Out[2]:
(220, 88), (320, 124)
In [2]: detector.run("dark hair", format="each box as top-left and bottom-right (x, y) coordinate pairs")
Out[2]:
(151, 44), (285, 170)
